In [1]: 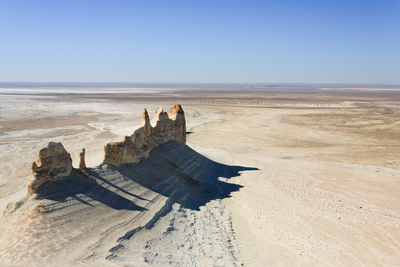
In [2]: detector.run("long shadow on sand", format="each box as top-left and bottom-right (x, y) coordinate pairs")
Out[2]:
(35, 141), (258, 214)
(35, 170), (146, 211)
(103, 141), (259, 211)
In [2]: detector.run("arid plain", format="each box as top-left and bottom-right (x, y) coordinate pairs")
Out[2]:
(0, 85), (400, 266)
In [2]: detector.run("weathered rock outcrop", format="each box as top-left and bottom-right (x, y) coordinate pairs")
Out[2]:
(28, 142), (73, 195)
(104, 104), (186, 166)
(25, 104), (185, 194)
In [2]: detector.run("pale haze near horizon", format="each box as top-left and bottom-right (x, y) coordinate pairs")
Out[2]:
(0, 0), (399, 84)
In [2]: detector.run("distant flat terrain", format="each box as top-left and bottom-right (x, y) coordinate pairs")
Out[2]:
(0, 85), (400, 266)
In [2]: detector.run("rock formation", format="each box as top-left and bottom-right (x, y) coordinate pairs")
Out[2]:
(79, 148), (86, 169)
(104, 104), (186, 166)
(25, 104), (186, 194)
(28, 142), (73, 195)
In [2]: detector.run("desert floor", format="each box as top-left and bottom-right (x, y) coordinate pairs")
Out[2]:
(0, 87), (400, 266)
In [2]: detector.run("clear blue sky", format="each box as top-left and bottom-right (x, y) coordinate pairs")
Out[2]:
(0, 0), (399, 83)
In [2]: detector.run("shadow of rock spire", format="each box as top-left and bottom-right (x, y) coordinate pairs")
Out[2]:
(34, 141), (258, 213)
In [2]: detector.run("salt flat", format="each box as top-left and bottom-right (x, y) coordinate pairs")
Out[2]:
(0, 86), (399, 266)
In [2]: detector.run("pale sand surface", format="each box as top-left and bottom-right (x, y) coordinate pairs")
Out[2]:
(0, 88), (400, 266)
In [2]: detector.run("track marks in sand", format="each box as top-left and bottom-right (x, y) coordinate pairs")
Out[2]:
(108, 199), (241, 267)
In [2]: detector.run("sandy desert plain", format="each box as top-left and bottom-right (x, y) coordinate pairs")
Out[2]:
(0, 84), (400, 266)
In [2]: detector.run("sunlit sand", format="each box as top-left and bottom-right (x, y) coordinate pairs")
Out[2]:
(1, 85), (400, 266)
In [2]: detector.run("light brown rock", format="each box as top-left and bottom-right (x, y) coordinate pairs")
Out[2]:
(103, 104), (186, 166)
(79, 148), (86, 169)
(28, 142), (72, 195)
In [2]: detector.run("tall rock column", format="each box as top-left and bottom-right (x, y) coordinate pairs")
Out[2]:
(79, 148), (86, 169)
(141, 108), (152, 143)
(169, 104), (186, 144)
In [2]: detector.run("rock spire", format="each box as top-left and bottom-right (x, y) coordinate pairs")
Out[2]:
(103, 104), (186, 166)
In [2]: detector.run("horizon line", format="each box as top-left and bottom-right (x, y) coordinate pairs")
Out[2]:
(1, 81), (400, 87)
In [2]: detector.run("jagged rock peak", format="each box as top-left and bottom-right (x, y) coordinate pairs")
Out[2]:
(169, 104), (184, 116)
(103, 104), (186, 166)
(28, 142), (72, 195)
(141, 108), (150, 127)
(168, 104), (185, 123)
(155, 107), (169, 122)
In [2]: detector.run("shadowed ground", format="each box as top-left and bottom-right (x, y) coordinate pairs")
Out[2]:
(35, 141), (258, 212)
(0, 141), (258, 265)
